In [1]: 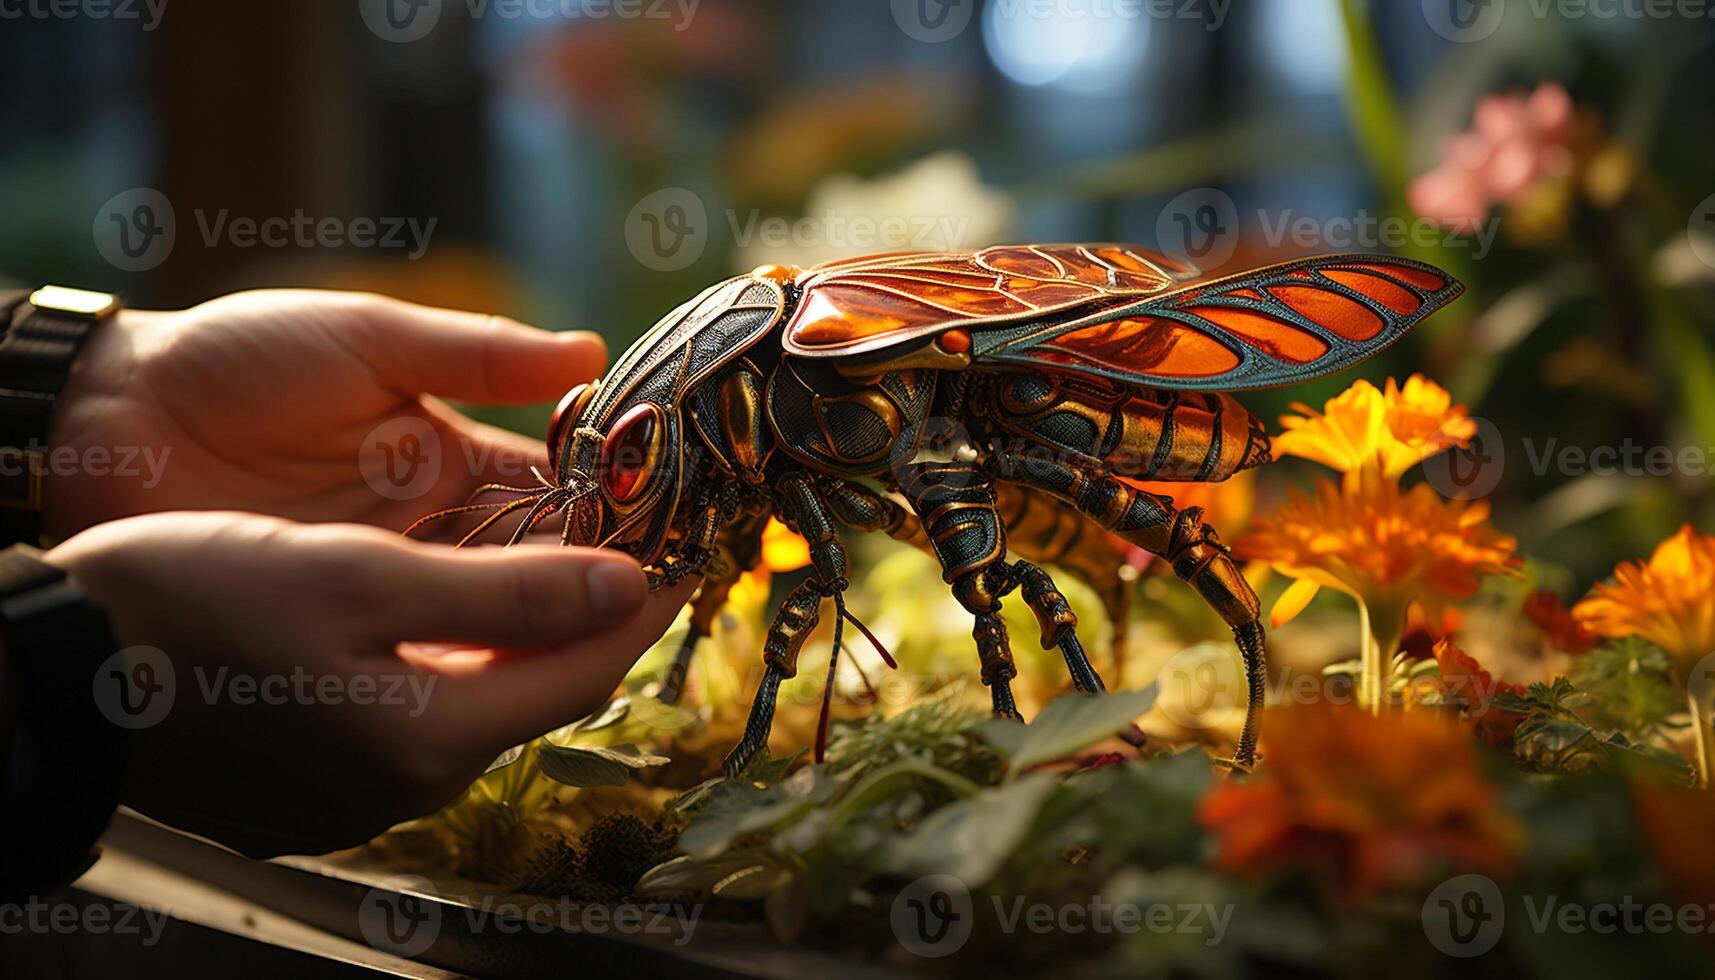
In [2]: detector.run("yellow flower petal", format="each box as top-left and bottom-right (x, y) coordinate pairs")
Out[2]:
(1271, 576), (1322, 628)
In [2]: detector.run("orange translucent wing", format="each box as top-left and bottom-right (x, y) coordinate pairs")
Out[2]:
(783, 244), (1190, 355)
(982, 255), (1463, 391)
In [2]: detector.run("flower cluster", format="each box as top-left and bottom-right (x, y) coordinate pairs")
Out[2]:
(1242, 375), (1519, 712)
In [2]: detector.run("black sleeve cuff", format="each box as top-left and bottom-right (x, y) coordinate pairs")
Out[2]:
(0, 544), (126, 902)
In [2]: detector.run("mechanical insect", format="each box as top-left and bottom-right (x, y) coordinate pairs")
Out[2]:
(412, 245), (1463, 775)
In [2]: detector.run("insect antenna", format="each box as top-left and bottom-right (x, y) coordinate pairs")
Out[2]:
(403, 490), (549, 541)
(505, 489), (573, 546)
(839, 605), (897, 670)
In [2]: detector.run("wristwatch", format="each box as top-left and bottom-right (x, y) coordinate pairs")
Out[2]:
(0, 286), (122, 545)
(0, 544), (126, 900)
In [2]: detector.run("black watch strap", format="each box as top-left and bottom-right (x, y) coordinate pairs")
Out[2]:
(0, 545), (127, 901)
(0, 287), (120, 545)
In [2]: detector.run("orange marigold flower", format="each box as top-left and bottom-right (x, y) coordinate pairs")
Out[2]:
(1197, 703), (1521, 900)
(1272, 374), (1477, 481)
(1573, 525), (1715, 676)
(1241, 468), (1521, 626)
(1434, 639), (1528, 747)
(1523, 590), (1598, 655)
(1574, 525), (1715, 784)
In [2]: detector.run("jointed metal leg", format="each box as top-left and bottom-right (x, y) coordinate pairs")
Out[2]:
(658, 510), (769, 706)
(1013, 559), (1105, 694)
(991, 450), (1266, 766)
(896, 461), (1046, 720)
(721, 578), (825, 776)
(722, 473), (852, 777)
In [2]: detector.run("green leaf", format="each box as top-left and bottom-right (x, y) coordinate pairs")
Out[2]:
(976, 687), (1157, 772)
(564, 697), (630, 735)
(677, 766), (838, 857)
(885, 773), (1059, 886)
(536, 743), (669, 788)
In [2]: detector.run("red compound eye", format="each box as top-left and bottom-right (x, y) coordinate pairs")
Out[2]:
(602, 403), (662, 503)
(547, 383), (595, 471)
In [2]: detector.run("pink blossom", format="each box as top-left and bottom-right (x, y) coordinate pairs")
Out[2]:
(1407, 83), (1576, 233)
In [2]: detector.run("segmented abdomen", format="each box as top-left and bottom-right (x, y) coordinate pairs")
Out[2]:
(985, 372), (1270, 483)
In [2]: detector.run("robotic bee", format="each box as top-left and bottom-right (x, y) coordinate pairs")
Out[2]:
(415, 245), (1462, 774)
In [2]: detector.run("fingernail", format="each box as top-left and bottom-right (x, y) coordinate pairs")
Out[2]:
(586, 560), (646, 615)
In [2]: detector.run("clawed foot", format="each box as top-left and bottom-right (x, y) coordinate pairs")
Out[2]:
(722, 664), (785, 778)
(990, 679), (1024, 721)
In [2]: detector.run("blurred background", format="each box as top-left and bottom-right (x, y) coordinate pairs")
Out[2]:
(1, 0), (1713, 588)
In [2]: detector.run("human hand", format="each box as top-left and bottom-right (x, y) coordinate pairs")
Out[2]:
(45, 511), (693, 857)
(43, 290), (602, 542)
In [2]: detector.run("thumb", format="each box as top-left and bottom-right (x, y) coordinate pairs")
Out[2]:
(362, 297), (606, 404)
(366, 539), (651, 650)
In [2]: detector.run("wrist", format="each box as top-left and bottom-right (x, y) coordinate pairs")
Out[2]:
(41, 308), (158, 543)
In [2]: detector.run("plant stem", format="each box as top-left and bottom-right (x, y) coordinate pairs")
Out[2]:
(1688, 688), (1713, 789)
(1357, 598), (1404, 715)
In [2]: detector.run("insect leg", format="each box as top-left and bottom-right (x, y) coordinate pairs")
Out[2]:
(720, 578), (825, 776)
(1011, 559), (1105, 694)
(819, 477), (929, 549)
(997, 483), (1132, 680)
(894, 461), (1026, 720)
(990, 450), (1266, 767)
(660, 515), (765, 706)
(722, 472), (851, 775)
